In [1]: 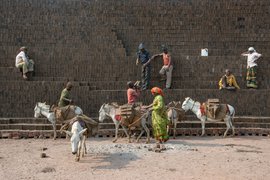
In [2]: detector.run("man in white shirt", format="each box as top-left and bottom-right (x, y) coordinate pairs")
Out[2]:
(15, 46), (34, 80)
(241, 47), (262, 88)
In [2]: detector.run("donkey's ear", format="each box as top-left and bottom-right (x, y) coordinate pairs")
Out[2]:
(79, 128), (87, 136)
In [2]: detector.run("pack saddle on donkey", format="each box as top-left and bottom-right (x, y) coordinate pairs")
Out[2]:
(181, 97), (235, 137)
(34, 102), (98, 140)
(99, 102), (151, 143)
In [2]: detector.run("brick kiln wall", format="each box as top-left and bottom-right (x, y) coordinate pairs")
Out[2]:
(0, 0), (270, 117)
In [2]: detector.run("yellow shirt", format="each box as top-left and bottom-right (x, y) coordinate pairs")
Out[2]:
(218, 74), (240, 89)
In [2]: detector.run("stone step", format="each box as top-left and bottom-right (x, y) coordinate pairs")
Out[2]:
(1, 117), (270, 130)
(0, 130), (66, 139)
(1, 121), (270, 131)
(0, 78), (269, 90)
(1, 127), (269, 139)
(97, 128), (270, 137)
(1, 116), (270, 123)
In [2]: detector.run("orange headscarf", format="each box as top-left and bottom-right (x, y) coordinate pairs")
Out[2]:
(151, 87), (164, 96)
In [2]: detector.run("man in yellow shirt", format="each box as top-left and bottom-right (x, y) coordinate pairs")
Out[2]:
(218, 69), (240, 90)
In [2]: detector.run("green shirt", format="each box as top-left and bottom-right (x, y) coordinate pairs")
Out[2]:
(58, 88), (71, 107)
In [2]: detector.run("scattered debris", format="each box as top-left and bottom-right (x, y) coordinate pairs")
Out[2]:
(40, 153), (47, 158)
(236, 149), (262, 153)
(41, 167), (56, 173)
(41, 147), (48, 151)
(87, 143), (191, 156)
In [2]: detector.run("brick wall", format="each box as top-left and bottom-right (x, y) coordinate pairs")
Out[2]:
(0, 0), (270, 117)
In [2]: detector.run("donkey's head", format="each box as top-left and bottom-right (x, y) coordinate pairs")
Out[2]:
(98, 103), (110, 122)
(65, 122), (87, 154)
(181, 97), (192, 112)
(34, 102), (47, 118)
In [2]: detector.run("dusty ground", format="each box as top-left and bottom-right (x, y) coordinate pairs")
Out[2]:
(0, 136), (270, 180)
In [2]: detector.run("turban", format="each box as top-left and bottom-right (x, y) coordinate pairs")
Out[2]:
(151, 87), (164, 96)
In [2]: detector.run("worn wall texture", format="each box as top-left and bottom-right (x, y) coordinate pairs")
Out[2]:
(0, 0), (270, 117)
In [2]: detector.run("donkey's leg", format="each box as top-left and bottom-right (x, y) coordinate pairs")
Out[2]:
(201, 119), (206, 136)
(52, 121), (57, 140)
(173, 119), (177, 139)
(136, 128), (145, 143)
(136, 119), (147, 143)
(84, 136), (87, 154)
(113, 122), (120, 143)
(166, 124), (170, 137)
(76, 141), (82, 161)
(121, 125), (131, 143)
(223, 117), (230, 137)
(144, 124), (150, 144)
(82, 135), (86, 157)
(229, 117), (235, 136)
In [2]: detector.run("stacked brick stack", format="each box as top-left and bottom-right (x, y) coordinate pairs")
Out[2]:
(0, 0), (270, 138)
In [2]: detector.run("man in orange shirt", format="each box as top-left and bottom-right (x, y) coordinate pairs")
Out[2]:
(127, 81), (141, 104)
(144, 46), (173, 89)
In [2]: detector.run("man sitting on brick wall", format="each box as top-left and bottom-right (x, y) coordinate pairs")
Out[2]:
(15, 46), (34, 80)
(241, 47), (262, 89)
(218, 69), (240, 90)
(144, 45), (173, 89)
(136, 43), (151, 90)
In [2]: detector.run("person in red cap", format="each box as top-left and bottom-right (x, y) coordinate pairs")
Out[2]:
(146, 87), (169, 150)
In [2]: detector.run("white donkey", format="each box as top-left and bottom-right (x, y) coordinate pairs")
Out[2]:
(64, 121), (87, 162)
(99, 103), (151, 143)
(34, 102), (83, 140)
(181, 97), (235, 137)
(167, 101), (185, 139)
(34, 102), (57, 139)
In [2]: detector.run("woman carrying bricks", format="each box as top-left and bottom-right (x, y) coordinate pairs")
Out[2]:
(241, 47), (262, 88)
(136, 43), (151, 90)
(145, 87), (169, 151)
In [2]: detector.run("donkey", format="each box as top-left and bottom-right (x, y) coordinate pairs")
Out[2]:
(99, 103), (151, 143)
(34, 102), (97, 139)
(166, 101), (185, 139)
(64, 120), (87, 161)
(181, 97), (235, 137)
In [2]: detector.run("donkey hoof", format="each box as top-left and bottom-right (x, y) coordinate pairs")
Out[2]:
(75, 157), (80, 162)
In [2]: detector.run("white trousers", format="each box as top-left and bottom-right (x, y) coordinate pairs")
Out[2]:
(159, 65), (173, 88)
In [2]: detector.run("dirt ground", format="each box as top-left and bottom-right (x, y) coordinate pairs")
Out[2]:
(0, 136), (270, 180)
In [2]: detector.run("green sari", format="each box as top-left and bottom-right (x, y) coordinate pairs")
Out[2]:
(152, 95), (169, 142)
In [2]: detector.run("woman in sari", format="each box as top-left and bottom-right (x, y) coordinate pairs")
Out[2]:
(148, 87), (169, 150)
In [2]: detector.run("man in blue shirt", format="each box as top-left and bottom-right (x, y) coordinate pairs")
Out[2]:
(136, 43), (151, 90)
